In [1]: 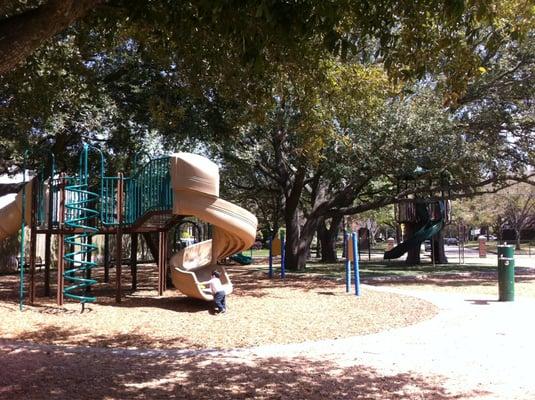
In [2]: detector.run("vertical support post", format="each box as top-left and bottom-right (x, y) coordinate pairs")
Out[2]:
(44, 232), (51, 296)
(431, 237), (436, 267)
(268, 236), (273, 279)
(345, 231), (350, 292)
(158, 230), (168, 295)
(19, 162), (27, 310)
(85, 234), (92, 294)
(104, 233), (110, 283)
(131, 232), (138, 291)
(368, 233), (371, 261)
(158, 231), (163, 295)
(352, 232), (360, 296)
(29, 178), (38, 304)
(280, 233), (286, 279)
(163, 231), (168, 291)
(458, 224), (461, 265)
(115, 173), (123, 303)
(44, 178), (54, 297)
(342, 230), (347, 259)
(56, 175), (65, 306)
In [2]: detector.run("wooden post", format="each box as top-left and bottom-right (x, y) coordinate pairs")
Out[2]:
(104, 233), (110, 283)
(158, 231), (168, 296)
(28, 179), (38, 304)
(44, 232), (51, 296)
(44, 178), (54, 296)
(115, 174), (123, 303)
(56, 175), (65, 306)
(131, 232), (138, 291)
(163, 230), (168, 291)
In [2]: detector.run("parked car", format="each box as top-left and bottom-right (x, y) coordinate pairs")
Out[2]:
(445, 237), (459, 245)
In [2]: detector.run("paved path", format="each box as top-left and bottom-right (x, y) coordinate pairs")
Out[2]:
(230, 286), (535, 399)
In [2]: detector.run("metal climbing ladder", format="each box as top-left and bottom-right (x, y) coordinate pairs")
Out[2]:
(63, 144), (101, 306)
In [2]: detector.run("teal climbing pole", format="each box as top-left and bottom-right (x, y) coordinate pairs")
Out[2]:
(63, 144), (101, 306)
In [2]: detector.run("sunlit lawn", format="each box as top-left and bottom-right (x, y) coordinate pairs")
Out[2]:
(251, 257), (535, 299)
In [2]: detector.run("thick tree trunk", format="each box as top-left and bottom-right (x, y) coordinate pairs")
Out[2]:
(283, 206), (300, 270)
(515, 230), (522, 250)
(317, 215), (343, 263)
(405, 223), (422, 265)
(0, 0), (102, 76)
(431, 230), (448, 264)
(285, 211), (322, 271)
(318, 224), (336, 262)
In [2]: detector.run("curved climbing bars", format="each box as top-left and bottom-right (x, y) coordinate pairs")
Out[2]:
(63, 144), (104, 304)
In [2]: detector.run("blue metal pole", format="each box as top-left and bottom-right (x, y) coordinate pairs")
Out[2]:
(268, 236), (273, 279)
(280, 235), (286, 279)
(344, 231), (350, 292)
(352, 232), (360, 296)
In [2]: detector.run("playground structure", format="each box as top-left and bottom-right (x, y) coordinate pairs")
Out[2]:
(0, 145), (257, 308)
(229, 252), (253, 265)
(384, 199), (451, 260)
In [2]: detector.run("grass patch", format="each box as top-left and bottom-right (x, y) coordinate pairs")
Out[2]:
(358, 262), (496, 278)
(256, 259), (497, 280)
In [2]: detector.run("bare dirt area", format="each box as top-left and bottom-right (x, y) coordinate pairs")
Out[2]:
(0, 264), (437, 350)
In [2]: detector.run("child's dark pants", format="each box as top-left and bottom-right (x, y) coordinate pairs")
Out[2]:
(214, 291), (226, 312)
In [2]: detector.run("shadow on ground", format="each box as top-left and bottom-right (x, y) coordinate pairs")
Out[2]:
(0, 263), (342, 305)
(0, 344), (487, 400)
(5, 323), (198, 349)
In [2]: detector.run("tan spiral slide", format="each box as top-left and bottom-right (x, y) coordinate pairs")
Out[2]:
(169, 153), (258, 301)
(0, 180), (33, 242)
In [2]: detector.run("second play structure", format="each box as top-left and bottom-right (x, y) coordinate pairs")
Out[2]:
(384, 199), (451, 260)
(383, 166), (452, 261)
(0, 145), (257, 308)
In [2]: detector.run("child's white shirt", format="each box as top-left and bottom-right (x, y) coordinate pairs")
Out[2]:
(209, 277), (223, 294)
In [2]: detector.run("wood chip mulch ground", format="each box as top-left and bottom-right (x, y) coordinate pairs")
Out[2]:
(0, 264), (437, 350)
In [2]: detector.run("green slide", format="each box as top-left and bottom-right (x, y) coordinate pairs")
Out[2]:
(230, 252), (253, 265)
(383, 219), (444, 259)
(384, 201), (445, 260)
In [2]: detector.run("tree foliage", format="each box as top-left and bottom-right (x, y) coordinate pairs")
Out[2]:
(0, 1), (533, 269)
(2, 0), (532, 174)
(214, 58), (525, 269)
(455, 182), (535, 248)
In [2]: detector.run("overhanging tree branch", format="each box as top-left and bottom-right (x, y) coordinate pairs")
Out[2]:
(0, 0), (103, 76)
(0, 182), (24, 196)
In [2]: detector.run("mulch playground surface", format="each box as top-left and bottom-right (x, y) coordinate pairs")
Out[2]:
(0, 264), (437, 350)
(5, 263), (524, 399)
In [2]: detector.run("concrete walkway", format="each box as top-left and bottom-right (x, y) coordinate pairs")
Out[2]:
(236, 286), (535, 399)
